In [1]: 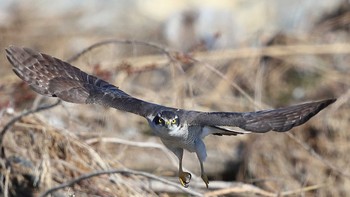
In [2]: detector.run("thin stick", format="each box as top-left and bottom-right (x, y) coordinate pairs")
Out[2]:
(194, 43), (350, 61)
(66, 39), (171, 63)
(205, 182), (326, 197)
(86, 137), (179, 169)
(188, 57), (263, 109)
(280, 184), (326, 196)
(204, 183), (275, 197)
(3, 167), (10, 197)
(39, 169), (202, 197)
(0, 100), (61, 157)
(287, 133), (350, 179)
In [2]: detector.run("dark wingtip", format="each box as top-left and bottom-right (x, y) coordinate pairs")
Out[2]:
(294, 98), (337, 130)
(5, 45), (20, 60)
(5, 46), (13, 56)
(5, 46), (16, 66)
(270, 98), (336, 132)
(320, 98), (337, 109)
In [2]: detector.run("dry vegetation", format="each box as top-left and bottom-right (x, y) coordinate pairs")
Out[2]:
(0, 2), (350, 197)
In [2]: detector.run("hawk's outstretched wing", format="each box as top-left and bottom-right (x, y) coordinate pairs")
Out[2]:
(5, 46), (164, 117)
(6, 46), (335, 134)
(187, 99), (335, 133)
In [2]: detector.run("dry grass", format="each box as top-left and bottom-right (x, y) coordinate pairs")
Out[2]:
(0, 3), (350, 197)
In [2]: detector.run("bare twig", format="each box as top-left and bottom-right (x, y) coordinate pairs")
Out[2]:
(187, 56), (264, 109)
(193, 43), (350, 61)
(39, 169), (202, 197)
(3, 167), (10, 197)
(86, 137), (178, 168)
(86, 137), (195, 178)
(66, 39), (172, 63)
(280, 184), (326, 196)
(204, 182), (276, 197)
(0, 100), (61, 157)
(286, 133), (350, 179)
(204, 182), (326, 197)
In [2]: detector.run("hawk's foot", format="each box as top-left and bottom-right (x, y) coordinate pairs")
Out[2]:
(179, 171), (191, 188)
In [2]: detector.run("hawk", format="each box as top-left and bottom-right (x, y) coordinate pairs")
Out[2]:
(6, 46), (336, 188)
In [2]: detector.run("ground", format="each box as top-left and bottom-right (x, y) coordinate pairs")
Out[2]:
(0, 1), (349, 196)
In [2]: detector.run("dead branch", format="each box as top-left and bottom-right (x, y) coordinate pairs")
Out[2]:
(204, 182), (325, 197)
(286, 133), (350, 179)
(66, 39), (172, 63)
(86, 137), (178, 168)
(39, 169), (203, 197)
(204, 182), (276, 197)
(0, 100), (61, 158)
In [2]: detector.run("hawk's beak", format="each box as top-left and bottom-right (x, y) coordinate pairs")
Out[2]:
(165, 120), (171, 127)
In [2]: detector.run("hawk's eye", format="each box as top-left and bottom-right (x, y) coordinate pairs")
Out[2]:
(154, 116), (163, 125)
(171, 119), (177, 124)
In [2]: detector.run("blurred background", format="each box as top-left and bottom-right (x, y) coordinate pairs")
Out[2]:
(0, 0), (349, 196)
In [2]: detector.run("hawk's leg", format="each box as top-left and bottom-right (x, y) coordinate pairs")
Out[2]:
(197, 156), (209, 188)
(195, 139), (209, 188)
(168, 147), (191, 187)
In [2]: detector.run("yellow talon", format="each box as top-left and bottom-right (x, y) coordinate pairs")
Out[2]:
(179, 171), (191, 188)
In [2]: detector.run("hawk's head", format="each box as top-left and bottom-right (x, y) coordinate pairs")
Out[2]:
(153, 111), (180, 130)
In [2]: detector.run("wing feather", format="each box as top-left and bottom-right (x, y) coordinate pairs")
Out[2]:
(6, 46), (336, 132)
(189, 99), (336, 133)
(6, 46), (162, 117)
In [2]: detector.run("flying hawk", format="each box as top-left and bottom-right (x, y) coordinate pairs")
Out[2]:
(5, 46), (336, 188)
